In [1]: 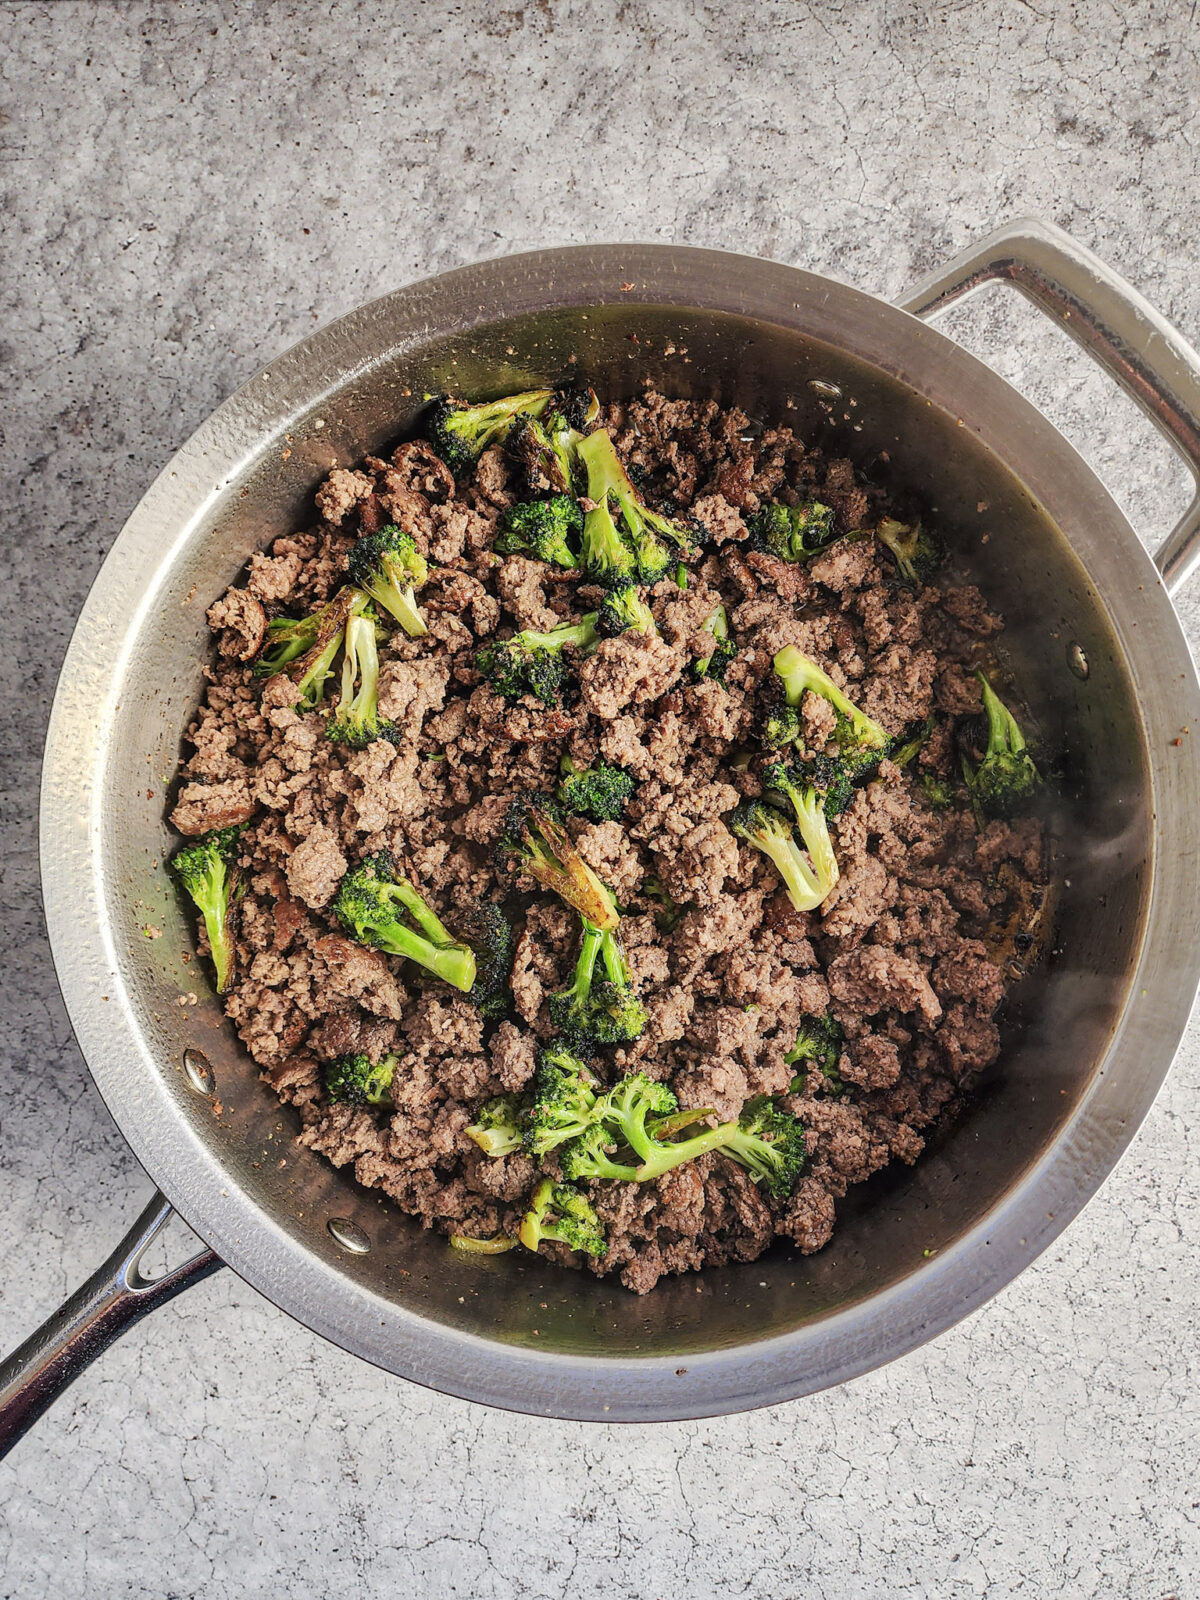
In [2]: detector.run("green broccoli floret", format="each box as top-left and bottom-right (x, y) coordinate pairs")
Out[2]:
(793, 748), (880, 818)
(749, 500), (838, 561)
(719, 1096), (807, 1198)
(507, 389), (599, 494)
(556, 756), (634, 822)
(325, 606), (399, 750)
(494, 796), (620, 931)
(170, 825), (245, 993)
(876, 516), (943, 587)
(426, 388), (555, 476)
(597, 584), (657, 637)
(691, 604), (736, 683)
(920, 771), (956, 809)
(760, 758), (840, 909)
(963, 672), (1041, 817)
(324, 1051), (399, 1108)
(475, 614), (600, 707)
(332, 850), (476, 991)
(494, 495), (583, 568)
(576, 428), (702, 583)
(518, 1178), (606, 1257)
(523, 1042), (601, 1159)
(255, 586), (362, 711)
(772, 645), (888, 754)
(459, 900), (514, 1020)
(548, 918), (648, 1046)
(346, 527), (429, 638)
(784, 1012), (844, 1092)
(465, 1092), (528, 1156)
(763, 704), (803, 750)
(728, 799), (829, 915)
(559, 1074), (730, 1184)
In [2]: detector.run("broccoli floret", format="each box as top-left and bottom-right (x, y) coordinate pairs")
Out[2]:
(749, 500), (838, 561)
(556, 755), (634, 822)
(784, 1012), (844, 1092)
(560, 1074), (731, 1184)
(876, 516), (943, 587)
(325, 607), (399, 750)
(763, 704), (803, 750)
(507, 390), (599, 494)
(494, 495), (582, 568)
(346, 527), (429, 638)
(597, 584), (657, 637)
(920, 771), (956, 809)
(576, 428), (702, 583)
(720, 1096), (807, 1198)
(465, 1092), (528, 1156)
(171, 825), (244, 994)
(459, 900), (514, 1020)
(518, 1178), (606, 1257)
(255, 586), (362, 711)
(324, 1051), (399, 1108)
(728, 799), (830, 915)
(691, 604), (736, 683)
(523, 1043), (601, 1158)
(773, 645), (888, 753)
(426, 388), (555, 476)
(475, 614), (599, 707)
(332, 850), (476, 991)
(963, 672), (1041, 817)
(760, 759), (840, 908)
(548, 918), (648, 1046)
(495, 797), (620, 930)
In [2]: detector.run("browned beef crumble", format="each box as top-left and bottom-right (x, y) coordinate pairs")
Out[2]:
(172, 392), (1047, 1294)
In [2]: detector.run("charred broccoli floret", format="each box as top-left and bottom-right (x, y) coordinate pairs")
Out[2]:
(876, 516), (943, 587)
(728, 799), (830, 915)
(426, 388), (555, 476)
(785, 1012), (844, 1092)
(332, 850), (476, 991)
(325, 606), (399, 749)
(495, 796), (620, 930)
(963, 671), (1041, 817)
(763, 704), (803, 750)
(576, 428), (702, 583)
(518, 1178), (606, 1257)
(691, 604), (736, 683)
(719, 1096), (807, 1198)
(597, 584), (657, 637)
(556, 756), (634, 822)
(465, 1092), (528, 1156)
(523, 1042), (601, 1158)
(761, 758), (840, 909)
(749, 500), (838, 561)
(772, 645), (888, 754)
(475, 614), (600, 707)
(494, 494), (583, 568)
(459, 900), (514, 1020)
(171, 825), (244, 994)
(507, 389), (599, 495)
(255, 586), (363, 712)
(346, 527), (429, 638)
(548, 918), (648, 1046)
(324, 1050), (399, 1108)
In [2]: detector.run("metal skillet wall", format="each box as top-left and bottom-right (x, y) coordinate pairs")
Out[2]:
(5, 221), (1200, 1445)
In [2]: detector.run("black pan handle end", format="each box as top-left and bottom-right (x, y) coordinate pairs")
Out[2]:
(0, 1192), (223, 1460)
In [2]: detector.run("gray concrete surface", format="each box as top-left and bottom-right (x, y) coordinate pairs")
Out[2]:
(2, 2), (1198, 1595)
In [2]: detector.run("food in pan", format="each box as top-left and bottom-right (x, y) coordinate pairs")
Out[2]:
(168, 385), (1050, 1294)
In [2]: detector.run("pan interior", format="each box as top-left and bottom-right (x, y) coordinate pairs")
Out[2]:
(88, 301), (1150, 1361)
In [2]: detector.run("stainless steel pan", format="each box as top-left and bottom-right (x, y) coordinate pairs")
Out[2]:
(5, 220), (1200, 1450)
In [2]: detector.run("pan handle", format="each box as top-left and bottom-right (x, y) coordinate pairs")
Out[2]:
(0, 1191), (222, 1460)
(899, 217), (1200, 597)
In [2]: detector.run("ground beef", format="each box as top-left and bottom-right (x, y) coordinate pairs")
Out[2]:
(168, 388), (1049, 1295)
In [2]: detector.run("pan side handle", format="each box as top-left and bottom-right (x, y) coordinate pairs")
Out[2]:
(899, 218), (1200, 598)
(0, 1192), (222, 1461)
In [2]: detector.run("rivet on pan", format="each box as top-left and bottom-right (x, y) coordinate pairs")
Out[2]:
(327, 1218), (371, 1255)
(808, 378), (843, 400)
(183, 1048), (215, 1096)
(1067, 642), (1089, 680)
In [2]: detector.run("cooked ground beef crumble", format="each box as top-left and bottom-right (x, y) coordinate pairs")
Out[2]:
(170, 391), (1047, 1295)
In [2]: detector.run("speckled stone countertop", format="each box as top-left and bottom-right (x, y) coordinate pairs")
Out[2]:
(2, 3), (1198, 1596)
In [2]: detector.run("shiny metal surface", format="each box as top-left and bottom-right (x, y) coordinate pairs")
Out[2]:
(19, 226), (1200, 1426)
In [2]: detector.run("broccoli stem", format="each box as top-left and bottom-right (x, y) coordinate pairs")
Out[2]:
(371, 919), (476, 991)
(773, 644), (887, 749)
